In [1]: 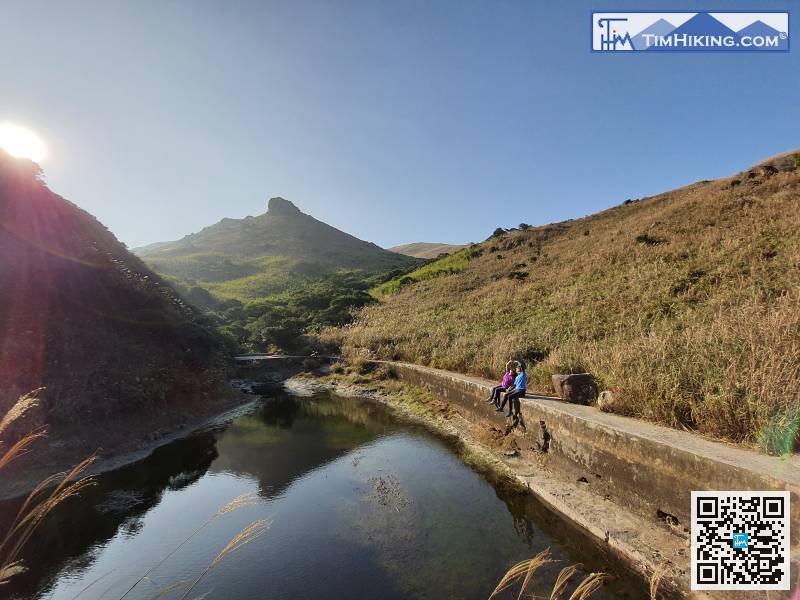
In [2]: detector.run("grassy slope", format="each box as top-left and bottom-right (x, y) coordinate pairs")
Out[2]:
(324, 152), (800, 450)
(372, 247), (473, 297)
(0, 153), (229, 426)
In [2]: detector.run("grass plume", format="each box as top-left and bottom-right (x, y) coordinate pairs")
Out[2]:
(550, 564), (580, 600)
(215, 492), (257, 517)
(180, 519), (270, 599)
(0, 388), (42, 436)
(568, 572), (606, 599)
(119, 492), (260, 599)
(0, 392), (95, 587)
(490, 549), (607, 600)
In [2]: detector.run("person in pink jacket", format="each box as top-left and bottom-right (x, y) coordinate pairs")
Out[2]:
(485, 361), (517, 407)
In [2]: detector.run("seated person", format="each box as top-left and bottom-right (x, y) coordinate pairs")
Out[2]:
(485, 361), (516, 407)
(497, 363), (526, 418)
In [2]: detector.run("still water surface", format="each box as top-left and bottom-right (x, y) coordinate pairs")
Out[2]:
(6, 389), (645, 599)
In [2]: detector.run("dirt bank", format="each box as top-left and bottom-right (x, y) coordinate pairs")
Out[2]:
(0, 357), (321, 502)
(0, 385), (254, 502)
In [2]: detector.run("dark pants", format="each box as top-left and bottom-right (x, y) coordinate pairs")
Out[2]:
(500, 388), (526, 415)
(489, 385), (506, 403)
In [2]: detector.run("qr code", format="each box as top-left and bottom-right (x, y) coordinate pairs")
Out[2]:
(691, 491), (790, 590)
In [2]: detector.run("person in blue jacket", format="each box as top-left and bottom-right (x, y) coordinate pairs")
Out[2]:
(497, 363), (526, 418)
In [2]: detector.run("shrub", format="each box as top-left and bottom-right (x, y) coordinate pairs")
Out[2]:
(635, 233), (666, 246)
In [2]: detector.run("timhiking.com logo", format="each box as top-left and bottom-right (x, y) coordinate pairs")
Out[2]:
(592, 12), (789, 52)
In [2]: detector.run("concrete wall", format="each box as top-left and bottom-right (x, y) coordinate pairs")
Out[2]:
(387, 361), (800, 547)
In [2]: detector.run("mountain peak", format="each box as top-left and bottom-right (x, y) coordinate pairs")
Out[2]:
(268, 197), (303, 216)
(137, 195), (419, 294)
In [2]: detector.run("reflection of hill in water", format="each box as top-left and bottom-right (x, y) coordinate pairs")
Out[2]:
(2, 432), (218, 599)
(210, 391), (397, 499)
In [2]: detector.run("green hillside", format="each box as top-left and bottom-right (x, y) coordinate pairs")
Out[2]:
(137, 197), (417, 299)
(323, 151), (800, 452)
(136, 197), (421, 349)
(371, 247), (473, 297)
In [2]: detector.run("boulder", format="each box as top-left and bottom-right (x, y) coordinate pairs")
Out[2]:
(551, 373), (598, 405)
(761, 165), (778, 176)
(597, 390), (615, 412)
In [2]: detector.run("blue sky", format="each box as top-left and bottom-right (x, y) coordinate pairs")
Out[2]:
(1, 0), (797, 249)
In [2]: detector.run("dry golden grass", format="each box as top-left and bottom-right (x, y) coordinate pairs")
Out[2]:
(550, 565), (581, 599)
(569, 572), (606, 600)
(488, 548), (606, 599)
(179, 519), (270, 599)
(324, 155), (800, 451)
(215, 492), (258, 516)
(119, 491), (261, 599)
(0, 391), (95, 586)
(489, 550), (553, 598)
(0, 389), (42, 436)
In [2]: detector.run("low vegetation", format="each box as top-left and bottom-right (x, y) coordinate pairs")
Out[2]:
(323, 152), (800, 452)
(206, 271), (385, 350)
(137, 197), (422, 351)
(371, 247), (474, 297)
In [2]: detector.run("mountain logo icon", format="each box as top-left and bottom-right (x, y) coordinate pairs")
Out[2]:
(592, 11), (789, 52)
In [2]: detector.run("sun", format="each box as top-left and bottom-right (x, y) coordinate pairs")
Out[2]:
(0, 123), (47, 162)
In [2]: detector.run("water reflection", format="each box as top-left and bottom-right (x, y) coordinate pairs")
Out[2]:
(210, 392), (394, 500)
(2, 432), (218, 599)
(3, 390), (646, 600)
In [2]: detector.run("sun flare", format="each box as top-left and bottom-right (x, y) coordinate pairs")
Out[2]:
(0, 123), (47, 162)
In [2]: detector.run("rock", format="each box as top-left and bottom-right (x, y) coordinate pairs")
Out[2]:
(761, 165), (778, 176)
(597, 390), (615, 412)
(551, 373), (598, 405)
(267, 197), (302, 215)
